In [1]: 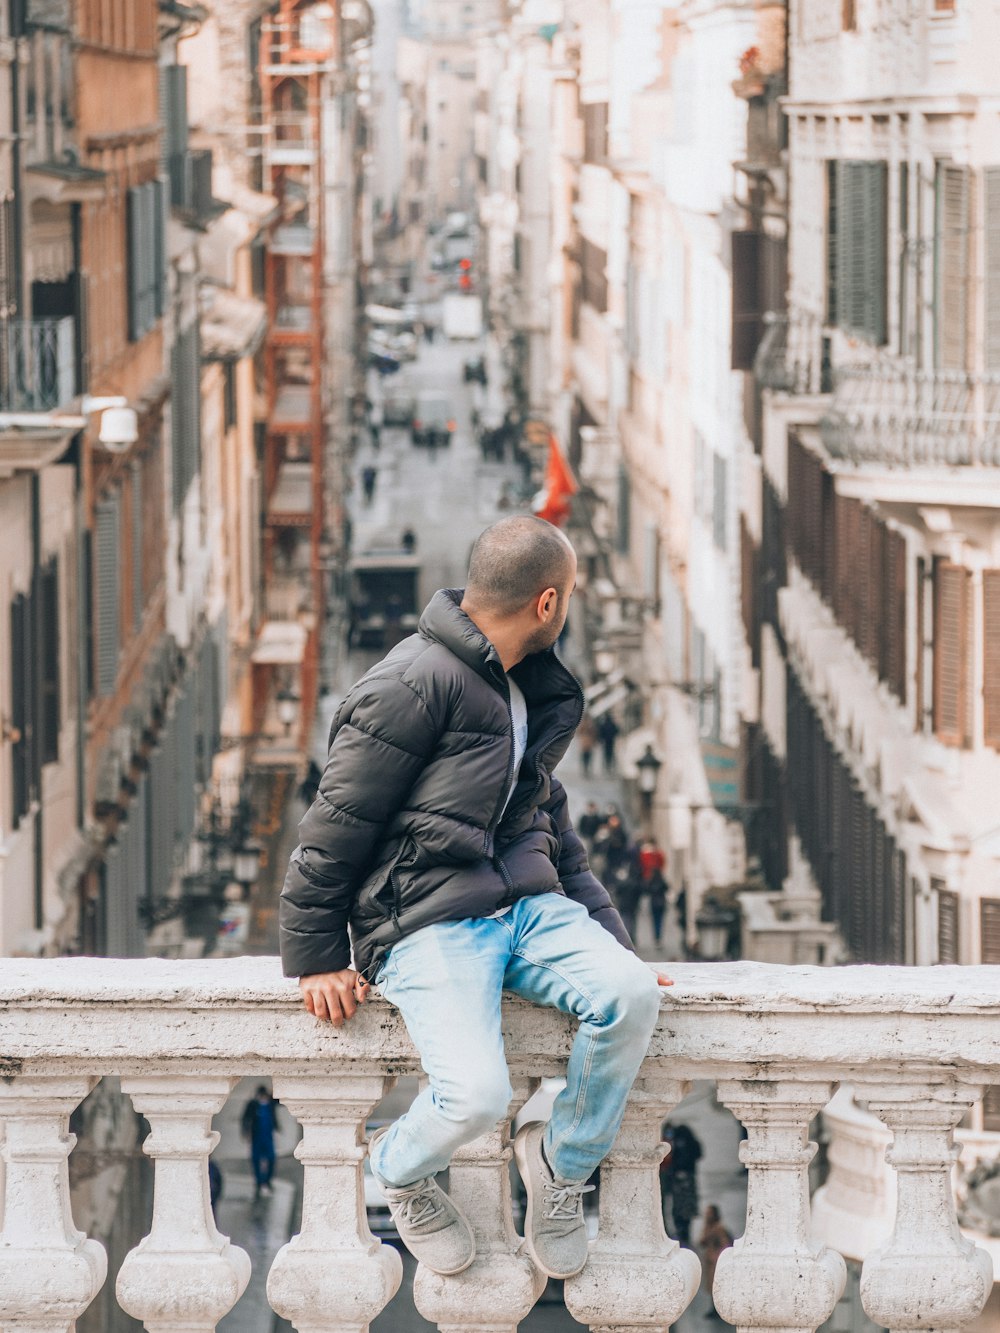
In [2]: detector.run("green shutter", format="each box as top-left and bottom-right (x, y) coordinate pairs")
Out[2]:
(95, 493), (121, 696)
(126, 188), (141, 341)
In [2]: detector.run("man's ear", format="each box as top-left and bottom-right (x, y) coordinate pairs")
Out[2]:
(537, 586), (558, 620)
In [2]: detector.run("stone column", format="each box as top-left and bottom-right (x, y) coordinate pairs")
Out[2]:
(564, 1078), (701, 1333)
(412, 1079), (545, 1333)
(266, 1074), (403, 1333)
(714, 1079), (846, 1333)
(859, 1083), (993, 1333)
(0, 1076), (107, 1333)
(116, 1076), (251, 1332)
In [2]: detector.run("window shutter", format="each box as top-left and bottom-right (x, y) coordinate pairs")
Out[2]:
(886, 530), (907, 705)
(934, 163), (972, 371)
(935, 880), (959, 963)
(616, 462), (630, 556)
(933, 561), (970, 746)
(826, 160), (839, 326)
(980, 898), (1000, 964)
(984, 569), (1000, 749)
(862, 161), (888, 346)
(126, 187), (141, 341)
(152, 177), (167, 318)
(131, 461), (143, 632)
(731, 230), (763, 370)
(712, 453), (727, 551)
(10, 592), (30, 825)
(39, 558), (60, 765)
(95, 492), (121, 696)
(984, 168), (1000, 372)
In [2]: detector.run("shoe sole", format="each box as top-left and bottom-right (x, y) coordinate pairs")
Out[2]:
(513, 1127), (587, 1282)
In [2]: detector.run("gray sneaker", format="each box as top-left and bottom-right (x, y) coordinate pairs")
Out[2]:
(369, 1128), (476, 1276)
(513, 1121), (593, 1279)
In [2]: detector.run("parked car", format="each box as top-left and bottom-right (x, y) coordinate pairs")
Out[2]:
(411, 390), (456, 447)
(383, 390), (417, 427)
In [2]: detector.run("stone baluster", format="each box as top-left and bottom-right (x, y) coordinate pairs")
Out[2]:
(412, 1078), (546, 1333)
(713, 1079), (846, 1333)
(266, 1074), (403, 1333)
(0, 1076), (107, 1333)
(858, 1083), (993, 1333)
(116, 1076), (251, 1332)
(564, 1077), (701, 1333)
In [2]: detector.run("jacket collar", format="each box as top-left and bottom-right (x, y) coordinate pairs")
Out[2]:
(418, 588), (583, 712)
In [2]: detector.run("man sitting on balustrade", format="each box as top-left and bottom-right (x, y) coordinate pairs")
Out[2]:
(279, 515), (671, 1280)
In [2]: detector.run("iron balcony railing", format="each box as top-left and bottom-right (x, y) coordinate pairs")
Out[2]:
(819, 364), (1000, 468)
(0, 316), (76, 412)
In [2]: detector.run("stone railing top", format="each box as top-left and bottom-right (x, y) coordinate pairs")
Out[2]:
(1, 959), (999, 1084)
(0, 956), (998, 1012)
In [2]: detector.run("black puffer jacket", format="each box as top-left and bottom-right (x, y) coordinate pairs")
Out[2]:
(279, 589), (631, 980)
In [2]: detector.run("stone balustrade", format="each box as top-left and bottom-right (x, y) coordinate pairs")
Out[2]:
(0, 957), (997, 1332)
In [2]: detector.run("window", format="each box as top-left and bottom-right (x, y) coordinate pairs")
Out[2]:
(932, 561), (971, 747)
(582, 102), (608, 165)
(10, 592), (30, 826)
(983, 167), (1000, 371)
(934, 163), (972, 371)
(38, 558), (60, 765)
(224, 362), (237, 432)
(580, 238), (608, 314)
(616, 463), (630, 556)
(131, 462), (144, 632)
(171, 321), (201, 510)
(127, 179), (166, 341)
(94, 492), (121, 697)
(984, 570), (1000, 750)
(826, 160), (888, 345)
(935, 880), (959, 963)
(712, 454), (728, 551)
(980, 898), (1000, 964)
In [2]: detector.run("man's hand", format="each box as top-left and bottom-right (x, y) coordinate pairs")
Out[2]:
(654, 971), (674, 987)
(299, 969), (370, 1027)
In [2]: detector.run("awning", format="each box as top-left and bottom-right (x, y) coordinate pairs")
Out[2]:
(268, 461), (313, 517)
(700, 738), (741, 809)
(251, 620), (307, 665)
(589, 682), (629, 719)
(200, 285), (267, 361)
(584, 666), (626, 704)
(366, 303), (412, 326)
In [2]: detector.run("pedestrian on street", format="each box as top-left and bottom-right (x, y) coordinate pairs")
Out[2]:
(401, 526), (418, 553)
(241, 1085), (281, 1198)
(637, 837), (669, 947)
(659, 1121), (703, 1247)
(699, 1204), (733, 1320)
(613, 863), (643, 943)
(208, 1158), (223, 1218)
(594, 811), (630, 881)
(597, 712), (620, 773)
(281, 516), (671, 1282)
(646, 869), (669, 948)
(577, 799), (604, 849)
(576, 712), (598, 777)
(361, 464), (378, 503)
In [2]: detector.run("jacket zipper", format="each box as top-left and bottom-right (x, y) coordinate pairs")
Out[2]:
(486, 670), (517, 899)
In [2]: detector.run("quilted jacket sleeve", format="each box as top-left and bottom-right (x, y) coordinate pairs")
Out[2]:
(543, 776), (634, 951)
(279, 676), (441, 977)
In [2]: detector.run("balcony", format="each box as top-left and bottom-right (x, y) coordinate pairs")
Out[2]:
(168, 148), (228, 227)
(820, 364), (1000, 469)
(271, 224), (316, 256)
(270, 383), (314, 432)
(1, 959), (998, 1331)
(0, 316), (76, 412)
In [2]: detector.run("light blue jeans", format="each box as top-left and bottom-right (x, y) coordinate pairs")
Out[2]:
(368, 893), (662, 1188)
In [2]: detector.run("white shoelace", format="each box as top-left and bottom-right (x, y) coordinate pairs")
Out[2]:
(396, 1186), (445, 1232)
(542, 1179), (594, 1223)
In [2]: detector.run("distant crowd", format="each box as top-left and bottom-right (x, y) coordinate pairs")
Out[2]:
(578, 804), (685, 950)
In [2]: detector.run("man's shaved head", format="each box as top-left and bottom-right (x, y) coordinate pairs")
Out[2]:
(465, 516), (576, 616)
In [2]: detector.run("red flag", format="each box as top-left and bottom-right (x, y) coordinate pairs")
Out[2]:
(533, 433), (577, 527)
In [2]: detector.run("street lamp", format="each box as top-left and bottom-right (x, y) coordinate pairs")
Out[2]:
(233, 840), (263, 890)
(277, 689), (299, 735)
(636, 744), (663, 817)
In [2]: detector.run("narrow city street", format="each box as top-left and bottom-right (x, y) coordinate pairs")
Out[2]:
(205, 319), (748, 1331)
